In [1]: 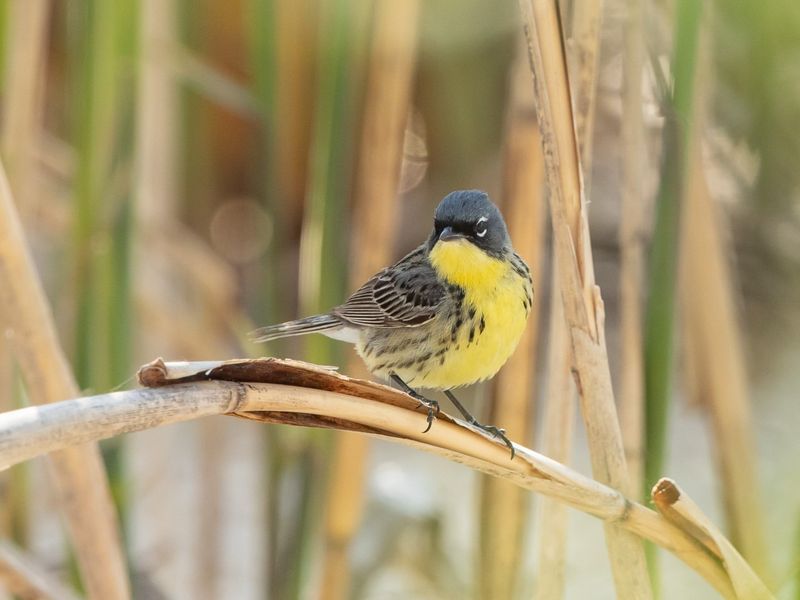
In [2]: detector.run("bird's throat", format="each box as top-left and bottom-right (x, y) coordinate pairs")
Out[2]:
(429, 239), (507, 292)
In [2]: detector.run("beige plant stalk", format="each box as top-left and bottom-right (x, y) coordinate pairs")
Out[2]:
(619, 0), (648, 498)
(320, 1), (420, 596)
(566, 0), (604, 192)
(531, 269), (575, 600)
(517, 1), (652, 596)
(478, 47), (546, 600)
(0, 161), (129, 599)
(0, 541), (81, 600)
(680, 157), (768, 576)
(0, 357), (768, 598)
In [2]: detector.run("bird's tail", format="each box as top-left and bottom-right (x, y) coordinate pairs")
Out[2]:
(250, 314), (342, 342)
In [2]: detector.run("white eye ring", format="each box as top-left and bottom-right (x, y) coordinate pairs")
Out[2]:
(476, 216), (488, 238)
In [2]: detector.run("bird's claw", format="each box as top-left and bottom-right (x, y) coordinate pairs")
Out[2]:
(413, 396), (439, 433)
(472, 422), (515, 460)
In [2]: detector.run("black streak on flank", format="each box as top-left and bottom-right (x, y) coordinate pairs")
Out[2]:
(479, 315), (486, 333)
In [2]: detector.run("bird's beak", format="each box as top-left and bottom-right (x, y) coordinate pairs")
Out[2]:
(439, 226), (465, 242)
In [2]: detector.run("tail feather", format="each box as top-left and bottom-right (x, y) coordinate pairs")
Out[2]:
(250, 314), (341, 342)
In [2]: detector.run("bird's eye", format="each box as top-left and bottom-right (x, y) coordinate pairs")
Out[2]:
(475, 216), (488, 238)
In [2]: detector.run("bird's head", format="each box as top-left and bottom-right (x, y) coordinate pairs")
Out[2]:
(426, 190), (511, 257)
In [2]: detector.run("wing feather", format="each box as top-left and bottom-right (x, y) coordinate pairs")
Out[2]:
(333, 246), (445, 328)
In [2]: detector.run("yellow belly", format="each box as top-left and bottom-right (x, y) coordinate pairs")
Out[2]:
(408, 283), (529, 389)
(373, 238), (531, 390)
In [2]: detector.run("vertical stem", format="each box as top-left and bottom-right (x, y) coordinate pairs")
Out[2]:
(298, 0), (356, 365)
(517, 1), (653, 596)
(680, 158), (769, 577)
(619, 0), (647, 498)
(72, 0), (121, 389)
(246, 0), (287, 327)
(0, 0), (48, 209)
(478, 47), (545, 600)
(0, 160), (129, 599)
(532, 268), (575, 600)
(293, 1), (370, 597)
(567, 0), (603, 193)
(0, 0), (49, 562)
(643, 0), (703, 494)
(320, 1), (420, 597)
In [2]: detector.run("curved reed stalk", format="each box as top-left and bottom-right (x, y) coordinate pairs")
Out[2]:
(0, 357), (765, 598)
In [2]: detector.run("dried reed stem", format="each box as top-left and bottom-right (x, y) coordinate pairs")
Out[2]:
(532, 269), (575, 600)
(0, 541), (80, 600)
(567, 0), (603, 189)
(479, 49), (545, 600)
(680, 157), (768, 576)
(619, 0), (647, 498)
(0, 358), (735, 598)
(0, 337), (13, 540)
(275, 0), (316, 225)
(0, 0), (48, 208)
(135, 0), (178, 225)
(517, 1), (652, 596)
(320, 1), (420, 596)
(0, 161), (129, 599)
(652, 479), (773, 599)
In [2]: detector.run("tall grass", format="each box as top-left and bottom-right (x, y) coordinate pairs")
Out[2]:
(643, 0), (702, 497)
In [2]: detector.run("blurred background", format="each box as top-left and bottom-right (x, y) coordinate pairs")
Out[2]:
(0, 0), (798, 598)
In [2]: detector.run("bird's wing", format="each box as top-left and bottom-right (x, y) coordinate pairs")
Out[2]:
(333, 246), (445, 328)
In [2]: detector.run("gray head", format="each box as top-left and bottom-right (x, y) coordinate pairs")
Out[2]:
(427, 190), (511, 256)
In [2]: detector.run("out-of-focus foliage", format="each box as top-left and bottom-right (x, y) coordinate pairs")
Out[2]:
(0, 0), (797, 598)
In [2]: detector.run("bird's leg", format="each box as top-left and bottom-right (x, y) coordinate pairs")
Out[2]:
(444, 390), (515, 459)
(389, 373), (440, 433)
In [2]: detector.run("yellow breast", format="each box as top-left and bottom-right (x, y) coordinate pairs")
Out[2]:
(411, 239), (531, 389)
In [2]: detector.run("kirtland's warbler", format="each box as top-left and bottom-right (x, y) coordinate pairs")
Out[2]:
(252, 190), (532, 457)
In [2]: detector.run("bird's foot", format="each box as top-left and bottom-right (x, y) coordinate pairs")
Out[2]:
(442, 390), (515, 459)
(389, 373), (440, 433)
(408, 391), (440, 433)
(469, 420), (515, 460)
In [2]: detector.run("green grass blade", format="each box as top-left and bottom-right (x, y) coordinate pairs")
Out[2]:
(643, 0), (703, 589)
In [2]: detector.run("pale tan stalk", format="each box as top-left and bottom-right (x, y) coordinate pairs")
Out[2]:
(680, 157), (768, 576)
(0, 10), (49, 550)
(619, 0), (647, 497)
(674, 11), (768, 575)
(320, 3), (420, 596)
(276, 0), (316, 225)
(0, 541), (81, 600)
(135, 0), (178, 225)
(0, 337), (11, 540)
(0, 358), (737, 598)
(531, 268), (575, 600)
(134, 4), (252, 594)
(0, 161), (129, 599)
(479, 49), (545, 600)
(517, 2), (652, 597)
(567, 0), (603, 189)
(652, 479), (773, 599)
(0, 0), (48, 210)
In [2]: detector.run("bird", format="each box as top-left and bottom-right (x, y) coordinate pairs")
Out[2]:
(251, 190), (533, 458)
